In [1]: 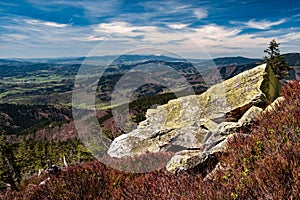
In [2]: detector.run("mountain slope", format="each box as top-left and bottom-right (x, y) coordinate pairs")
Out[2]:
(0, 104), (72, 135)
(213, 56), (260, 66)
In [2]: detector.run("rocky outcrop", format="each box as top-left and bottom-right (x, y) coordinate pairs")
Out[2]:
(107, 64), (280, 173)
(166, 106), (263, 173)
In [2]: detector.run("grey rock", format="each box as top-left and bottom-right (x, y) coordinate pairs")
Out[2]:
(107, 64), (280, 173)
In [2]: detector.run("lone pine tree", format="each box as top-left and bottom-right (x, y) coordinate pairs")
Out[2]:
(263, 39), (292, 80)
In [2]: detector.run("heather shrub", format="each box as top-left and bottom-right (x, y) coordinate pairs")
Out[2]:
(200, 80), (300, 199)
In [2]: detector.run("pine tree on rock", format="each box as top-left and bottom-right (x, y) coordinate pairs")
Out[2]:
(263, 39), (292, 80)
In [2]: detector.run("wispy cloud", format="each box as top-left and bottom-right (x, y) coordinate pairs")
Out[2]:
(27, 0), (122, 20)
(140, 1), (190, 14)
(281, 32), (300, 41)
(193, 8), (208, 19)
(232, 19), (286, 30)
(1, 16), (297, 58)
(87, 21), (272, 57)
(166, 23), (190, 29)
(137, 1), (208, 24)
(293, 14), (300, 18)
(246, 19), (286, 30)
(24, 19), (68, 28)
(0, 17), (90, 45)
(0, 34), (28, 43)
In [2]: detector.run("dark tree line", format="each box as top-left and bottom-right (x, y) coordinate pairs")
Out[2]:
(0, 133), (93, 191)
(0, 133), (20, 191)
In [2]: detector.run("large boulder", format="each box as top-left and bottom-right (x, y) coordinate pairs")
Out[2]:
(107, 64), (280, 172)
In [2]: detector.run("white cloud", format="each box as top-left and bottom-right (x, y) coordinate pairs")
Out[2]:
(43, 22), (68, 28)
(89, 21), (272, 57)
(193, 9), (208, 19)
(0, 17), (91, 47)
(0, 34), (28, 43)
(244, 19), (286, 30)
(190, 25), (240, 39)
(95, 22), (136, 34)
(293, 14), (300, 18)
(140, 1), (189, 14)
(27, 0), (123, 19)
(166, 23), (189, 29)
(81, 35), (106, 42)
(93, 22), (158, 41)
(138, 1), (208, 23)
(281, 32), (300, 41)
(25, 19), (68, 28)
(8, 34), (28, 40)
(1, 15), (299, 58)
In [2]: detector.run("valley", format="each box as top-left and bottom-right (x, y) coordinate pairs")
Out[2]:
(1, 53), (299, 140)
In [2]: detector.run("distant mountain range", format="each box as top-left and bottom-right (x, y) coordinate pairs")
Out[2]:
(212, 56), (260, 66)
(2, 53), (299, 67)
(7, 55), (180, 65)
(0, 59), (32, 66)
(284, 53), (300, 66)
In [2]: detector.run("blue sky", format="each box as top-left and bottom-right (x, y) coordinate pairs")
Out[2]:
(0, 0), (299, 58)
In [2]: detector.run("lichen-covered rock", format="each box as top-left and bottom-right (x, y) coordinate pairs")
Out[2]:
(166, 106), (263, 173)
(263, 96), (285, 113)
(107, 64), (280, 172)
(165, 150), (203, 173)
